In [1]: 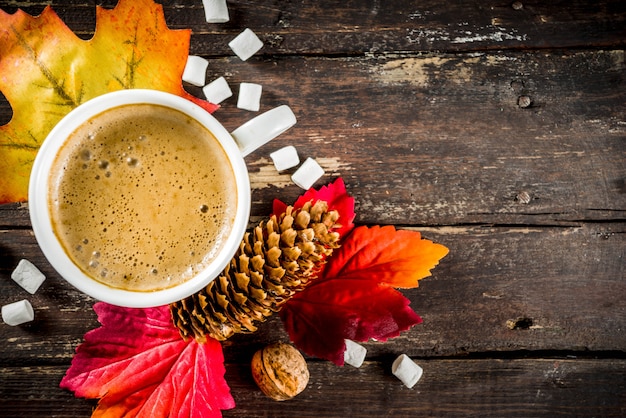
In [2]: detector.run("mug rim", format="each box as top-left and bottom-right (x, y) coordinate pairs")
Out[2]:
(28, 89), (251, 308)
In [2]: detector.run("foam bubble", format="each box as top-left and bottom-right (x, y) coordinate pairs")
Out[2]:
(80, 149), (91, 161)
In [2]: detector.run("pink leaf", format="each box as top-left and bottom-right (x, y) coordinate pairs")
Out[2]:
(61, 302), (234, 417)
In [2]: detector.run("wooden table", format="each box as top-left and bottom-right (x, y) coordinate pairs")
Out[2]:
(1, 1), (625, 416)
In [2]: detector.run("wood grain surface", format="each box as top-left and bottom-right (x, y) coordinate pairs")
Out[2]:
(0, 1), (624, 417)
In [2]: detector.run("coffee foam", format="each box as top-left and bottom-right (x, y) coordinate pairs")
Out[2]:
(49, 104), (237, 292)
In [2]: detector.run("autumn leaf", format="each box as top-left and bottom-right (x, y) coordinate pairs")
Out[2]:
(281, 278), (422, 365)
(0, 0), (217, 203)
(60, 303), (235, 418)
(280, 225), (449, 365)
(322, 225), (450, 289)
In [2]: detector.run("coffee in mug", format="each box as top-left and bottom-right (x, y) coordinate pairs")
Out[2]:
(47, 103), (237, 292)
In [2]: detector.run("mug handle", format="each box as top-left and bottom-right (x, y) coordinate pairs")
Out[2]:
(231, 105), (297, 157)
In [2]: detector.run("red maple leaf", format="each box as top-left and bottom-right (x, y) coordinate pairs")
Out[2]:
(280, 225), (449, 365)
(60, 303), (235, 417)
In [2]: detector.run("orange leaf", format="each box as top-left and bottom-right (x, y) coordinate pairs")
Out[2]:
(321, 225), (449, 288)
(0, 0), (217, 203)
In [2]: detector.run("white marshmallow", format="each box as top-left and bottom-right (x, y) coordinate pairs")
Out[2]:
(237, 82), (263, 111)
(343, 339), (367, 368)
(2, 299), (34, 326)
(11, 259), (46, 295)
(182, 55), (209, 87)
(291, 157), (324, 190)
(202, 0), (229, 23)
(391, 354), (423, 388)
(202, 76), (233, 104)
(231, 105), (297, 157)
(228, 28), (263, 61)
(270, 145), (300, 171)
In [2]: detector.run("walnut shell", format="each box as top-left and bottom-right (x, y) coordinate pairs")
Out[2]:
(251, 342), (310, 401)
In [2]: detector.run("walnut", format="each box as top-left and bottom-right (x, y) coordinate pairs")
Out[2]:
(251, 342), (310, 401)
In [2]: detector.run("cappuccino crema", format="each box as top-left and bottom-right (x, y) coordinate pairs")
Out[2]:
(48, 103), (237, 292)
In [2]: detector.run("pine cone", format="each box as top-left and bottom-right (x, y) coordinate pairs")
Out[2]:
(170, 200), (341, 342)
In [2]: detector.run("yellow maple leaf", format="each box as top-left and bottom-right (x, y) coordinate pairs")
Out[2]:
(0, 0), (217, 203)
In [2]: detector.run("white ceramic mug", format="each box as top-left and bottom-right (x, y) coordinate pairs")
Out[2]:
(29, 89), (294, 308)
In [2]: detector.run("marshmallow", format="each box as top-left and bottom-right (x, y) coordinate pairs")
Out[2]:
(231, 105), (297, 157)
(202, 76), (233, 104)
(391, 354), (423, 388)
(237, 82), (263, 111)
(343, 339), (367, 368)
(291, 157), (324, 190)
(11, 259), (46, 294)
(182, 55), (209, 87)
(202, 0), (229, 23)
(2, 299), (34, 326)
(270, 145), (300, 171)
(228, 28), (263, 61)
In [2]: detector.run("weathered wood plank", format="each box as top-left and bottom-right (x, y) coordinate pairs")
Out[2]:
(222, 359), (626, 418)
(0, 203), (30, 228)
(1, 50), (623, 225)
(0, 359), (624, 417)
(196, 50), (625, 226)
(2, 224), (623, 363)
(186, 0), (626, 55)
(227, 223), (626, 359)
(2, 0), (624, 54)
